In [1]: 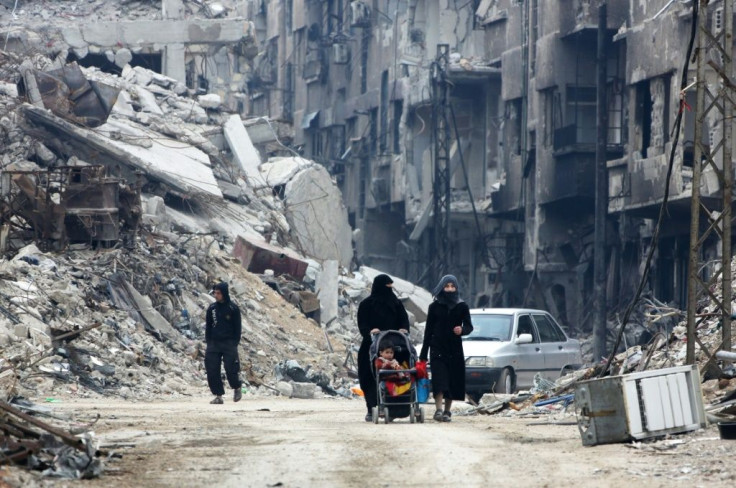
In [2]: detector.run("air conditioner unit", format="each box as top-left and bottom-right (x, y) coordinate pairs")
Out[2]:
(349, 1), (371, 28)
(333, 43), (349, 64)
(575, 365), (706, 446)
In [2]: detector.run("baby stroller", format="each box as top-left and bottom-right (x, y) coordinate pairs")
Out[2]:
(369, 330), (425, 424)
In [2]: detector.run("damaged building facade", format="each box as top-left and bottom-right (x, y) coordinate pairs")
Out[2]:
(0, 0), (727, 336)
(245, 0), (720, 334)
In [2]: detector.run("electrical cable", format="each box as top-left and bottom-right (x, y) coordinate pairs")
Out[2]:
(599, 1), (699, 377)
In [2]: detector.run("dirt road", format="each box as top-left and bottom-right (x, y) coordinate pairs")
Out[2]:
(16, 396), (736, 487)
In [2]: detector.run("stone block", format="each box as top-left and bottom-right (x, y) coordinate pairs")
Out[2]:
(290, 381), (317, 399)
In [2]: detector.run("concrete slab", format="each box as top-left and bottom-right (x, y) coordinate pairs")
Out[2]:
(283, 166), (353, 267)
(131, 86), (164, 115)
(61, 19), (255, 47)
(259, 157), (313, 187)
(23, 105), (222, 198)
(224, 114), (263, 185)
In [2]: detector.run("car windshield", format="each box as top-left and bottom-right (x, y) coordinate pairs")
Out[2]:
(463, 314), (512, 342)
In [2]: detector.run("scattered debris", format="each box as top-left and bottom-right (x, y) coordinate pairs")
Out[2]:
(0, 399), (103, 479)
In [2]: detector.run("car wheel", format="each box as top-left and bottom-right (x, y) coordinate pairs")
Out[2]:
(494, 368), (513, 394)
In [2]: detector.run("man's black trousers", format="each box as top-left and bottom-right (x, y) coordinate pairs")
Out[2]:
(205, 340), (242, 396)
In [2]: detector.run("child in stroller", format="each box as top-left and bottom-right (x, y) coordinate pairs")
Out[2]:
(369, 330), (425, 424)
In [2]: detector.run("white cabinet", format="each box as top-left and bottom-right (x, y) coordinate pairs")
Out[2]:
(575, 365), (707, 446)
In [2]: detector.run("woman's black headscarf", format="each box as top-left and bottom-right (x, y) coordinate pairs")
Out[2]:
(370, 274), (396, 299)
(432, 274), (463, 309)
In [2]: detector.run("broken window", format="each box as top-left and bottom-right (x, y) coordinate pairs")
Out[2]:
(565, 85), (596, 145)
(359, 157), (370, 218)
(530, 0), (538, 75)
(311, 129), (324, 159)
(380, 70), (389, 153)
(635, 80), (652, 152)
(369, 108), (378, 156)
(682, 91), (698, 167)
(506, 98), (522, 156)
(542, 87), (561, 147)
(360, 30), (370, 94)
(286, 0), (293, 32)
(607, 42), (627, 145)
(393, 100), (403, 155)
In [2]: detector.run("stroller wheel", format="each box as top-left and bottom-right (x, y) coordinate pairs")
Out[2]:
(372, 407), (379, 424)
(409, 406), (416, 424)
(383, 407), (391, 424)
(418, 407), (425, 423)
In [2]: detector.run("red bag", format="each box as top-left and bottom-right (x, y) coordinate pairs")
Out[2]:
(415, 360), (428, 379)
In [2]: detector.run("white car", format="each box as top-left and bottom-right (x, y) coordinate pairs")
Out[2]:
(462, 308), (583, 397)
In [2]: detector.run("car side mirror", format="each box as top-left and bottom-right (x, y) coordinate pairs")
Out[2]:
(515, 333), (533, 345)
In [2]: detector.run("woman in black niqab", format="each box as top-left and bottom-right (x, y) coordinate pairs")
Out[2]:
(419, 274), (473, 422)
(357, 274), (410, 421)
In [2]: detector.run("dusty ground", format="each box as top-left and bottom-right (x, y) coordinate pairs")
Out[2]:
(3, 396), (736, 487)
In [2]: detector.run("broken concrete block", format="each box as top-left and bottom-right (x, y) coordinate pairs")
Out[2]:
(13, 324), (29, 340)
(259, 157), (313, 187)
(131, 86), (164, 115)
(114, 48), (133, 69)
(0, 81), (19, 98)
(276, 381), (293, 397)
(112, 90), (136, 118)
(223, 114), (262, 185)
(290, 381), (317, 399)
(283, 166), (353, 267)
(132, 66), (154, 86)
(72, 46), (89, 60)
(105, 50), (115, 63)
(198, 93), (222, 109)
(34, 142), (56, 164)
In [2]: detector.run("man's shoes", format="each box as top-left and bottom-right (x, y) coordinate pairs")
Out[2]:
(210, 396), (224, 405)
(234, 388), (243, 403)
(442, 411), (452, 422)
(365, 413), (373, 422)
(433, 410), (443, 422)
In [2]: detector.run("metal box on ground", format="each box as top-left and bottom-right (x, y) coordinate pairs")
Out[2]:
(575, 365), (706, 446)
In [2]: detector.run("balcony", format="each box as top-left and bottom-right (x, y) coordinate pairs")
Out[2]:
(553, 124), (595, 154)
(559, 0), (629, 37)
(539, 154), (595, 207)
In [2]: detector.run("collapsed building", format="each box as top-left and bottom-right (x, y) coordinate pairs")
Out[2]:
(242, 0), (724, 336)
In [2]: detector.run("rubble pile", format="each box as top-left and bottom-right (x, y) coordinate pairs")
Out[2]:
(0, 237), (354, 401)
(0, 398), (103, 480)
(0, 50), (367, 402)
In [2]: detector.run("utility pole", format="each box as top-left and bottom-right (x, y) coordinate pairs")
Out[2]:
(593, 3), (609, 362)
(686, 0), (733, 364)
(431, 44), (452, 283)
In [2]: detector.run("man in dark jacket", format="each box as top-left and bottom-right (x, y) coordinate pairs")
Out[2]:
(205, 282), (243, 404)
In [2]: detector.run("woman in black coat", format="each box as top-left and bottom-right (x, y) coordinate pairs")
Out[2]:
(357, 274), (410, 422)
(419, 274), (473, 422)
